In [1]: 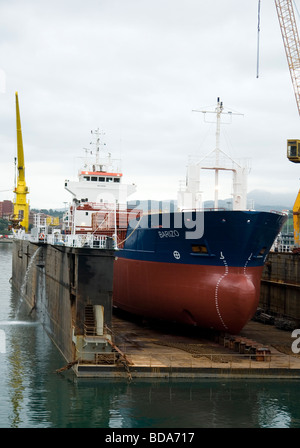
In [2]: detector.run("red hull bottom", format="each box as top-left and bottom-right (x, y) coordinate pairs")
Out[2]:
(113, 258), (264, 334)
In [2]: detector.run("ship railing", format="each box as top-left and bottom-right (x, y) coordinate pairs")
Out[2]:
(270, 210), (289, 216)
(77, 202), (124, 211)
(12, 229), (31, 241)
(12, 230), (113, 249)
(44, 232), (110, 248)
(62, 233), (108, 248)
(180, 208), (226, 212)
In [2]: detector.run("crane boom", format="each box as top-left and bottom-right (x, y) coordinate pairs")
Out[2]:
(12, 92), (29, 232)
(275, 0), (300, 248)
(16, 92), (25, 181)
(275, 0), (300, 115)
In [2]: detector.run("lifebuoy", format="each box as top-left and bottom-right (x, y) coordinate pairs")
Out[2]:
(39, 233), (45, 240)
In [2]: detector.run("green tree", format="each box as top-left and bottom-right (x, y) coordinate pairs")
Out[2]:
(0, 218), (11, 234)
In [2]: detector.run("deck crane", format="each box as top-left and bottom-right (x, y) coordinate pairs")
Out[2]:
(11, 92), (29, 232)
(275, 0), (300, 247)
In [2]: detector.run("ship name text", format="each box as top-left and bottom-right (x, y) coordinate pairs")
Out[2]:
(158, 230), (180, 238)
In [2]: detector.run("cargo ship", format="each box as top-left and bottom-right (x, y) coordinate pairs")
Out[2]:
(59, 99), (287, 335)
(12, 96), (287, 350)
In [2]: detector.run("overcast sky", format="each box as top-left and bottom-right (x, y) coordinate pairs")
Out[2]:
(0, 0), (300, 209)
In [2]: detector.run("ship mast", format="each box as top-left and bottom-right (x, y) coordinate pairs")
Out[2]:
(90, 128), (108, 171)
(193, 97), (243, 208)
(214, 98), (222, 208)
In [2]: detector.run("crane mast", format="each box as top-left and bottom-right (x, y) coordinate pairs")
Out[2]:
(12, 92), (29, 232)
(274, 0), (300, 248)
(275, 0), (300, 116)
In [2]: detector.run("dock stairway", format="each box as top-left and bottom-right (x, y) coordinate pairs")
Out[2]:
(84, 305), (96, 336)
(83, 305), (131, 375)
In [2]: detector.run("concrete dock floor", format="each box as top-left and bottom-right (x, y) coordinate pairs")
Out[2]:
(75, 310), (300, 378)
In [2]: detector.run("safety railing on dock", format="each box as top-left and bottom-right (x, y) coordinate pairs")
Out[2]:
(74, 350), (300, 370)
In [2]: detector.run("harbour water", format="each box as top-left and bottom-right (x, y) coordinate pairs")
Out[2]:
(1, 243), (300, 429)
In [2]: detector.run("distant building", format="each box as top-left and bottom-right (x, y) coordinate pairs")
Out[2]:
(29, 211), (60, 230)
(273, 232), (294, 252)
(0, 200), (13, 220)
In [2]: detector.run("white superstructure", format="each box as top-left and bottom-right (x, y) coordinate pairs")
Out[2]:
(65, 130), (136, 204)
(63, 129), (137, 235)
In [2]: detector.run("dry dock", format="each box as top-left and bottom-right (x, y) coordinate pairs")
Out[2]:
(13, 239), (300, 379)
(73, 310), (300, 379)
(260, 252), (300, 323)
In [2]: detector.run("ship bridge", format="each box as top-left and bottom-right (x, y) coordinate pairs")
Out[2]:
(64, 129), (136, 204)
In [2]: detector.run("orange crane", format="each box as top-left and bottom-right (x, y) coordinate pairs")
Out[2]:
(275, 0), (300, 247)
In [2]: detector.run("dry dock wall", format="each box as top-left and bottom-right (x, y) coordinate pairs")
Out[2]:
(11, 241), (300, 379)
(260, 252), (300, 323)
(11, 239), (115, 364)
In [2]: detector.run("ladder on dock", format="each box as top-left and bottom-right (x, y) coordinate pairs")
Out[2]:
(84, 305), (96, 336)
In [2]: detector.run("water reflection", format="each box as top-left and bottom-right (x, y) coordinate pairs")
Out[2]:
(51, 378), (300, 428)
(8, 334), (25, 428)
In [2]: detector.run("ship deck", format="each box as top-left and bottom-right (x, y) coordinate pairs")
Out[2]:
(74, 310), (300, 379)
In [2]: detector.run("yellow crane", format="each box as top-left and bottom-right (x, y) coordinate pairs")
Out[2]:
(11, 92), (29, 232)
(275, 0), (300, 247)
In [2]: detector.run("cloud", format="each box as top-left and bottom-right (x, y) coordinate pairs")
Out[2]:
(0, 0), (299, 209)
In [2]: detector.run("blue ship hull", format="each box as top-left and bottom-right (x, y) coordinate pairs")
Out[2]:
(113, 210), (287, 334)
